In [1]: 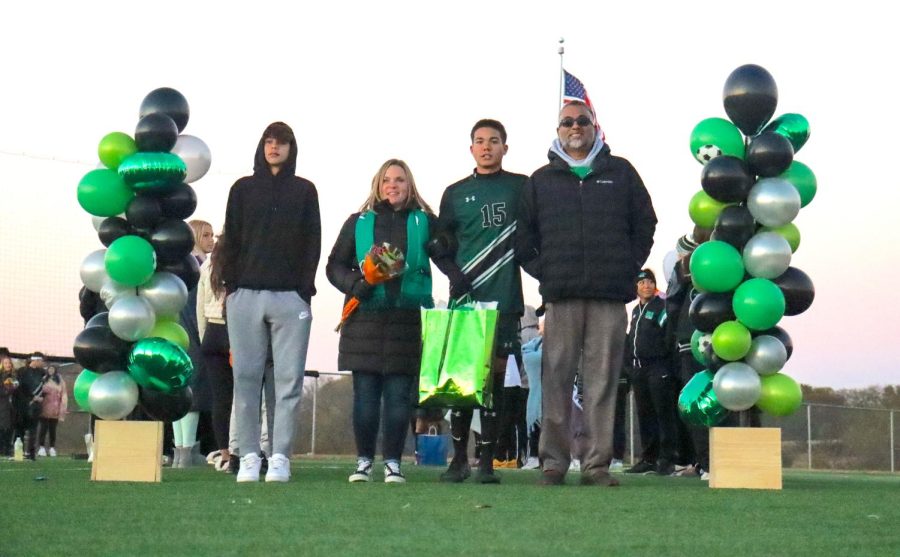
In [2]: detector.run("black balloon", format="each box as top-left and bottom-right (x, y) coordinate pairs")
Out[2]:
(747, 131), (794, 177)
(723, 64), (778, 136)
(98, 217), (131, 247)
(689, 292), (736, 332)
(85, 311), (109, 329)
(125, 195), (163, 229)
(772, 266), (815, 316)
(158, 183), (198, 220)
(140, 87), (190, 133)
(711, 205), (756, 250)
(135, 113), (178, 152)
(701, 156), (754, 202)
(139, 386), (193, 422)
(151, 219), (195, 264)
(159, 253), (201, 290)
(758, 326), (793, 360)
(73, 325), (132, 372)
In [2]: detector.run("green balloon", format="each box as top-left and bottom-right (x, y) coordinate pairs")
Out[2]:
(76, 169), (135, 217)
(756, 372), (803, 416)
(105, 235), (157, 287)
(149, 319), (189, 351)
(690, 240), (745, 293)
(688, 190), (731, 228)
(689, 117), (746, 163)
(678, 370), (730, 427)
(73, 369), (102, 411)
(761, 222), (801, 253)
(128, 337), (194, 394)
(712, 320), (752, 361)
(691, 329), (713, 366)
(733, 278), (786, 331)
(118, 152), (187, 194)
(780, 161), (817, 208)
(98, 132), (137, 170)
(761, 113), (810, 153)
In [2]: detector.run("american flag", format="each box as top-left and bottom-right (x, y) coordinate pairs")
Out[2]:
(563, 70), (604, 139)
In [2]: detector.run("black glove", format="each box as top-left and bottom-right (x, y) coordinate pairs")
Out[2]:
(351, 278), (375, 300)
(449, 270), (472, 299)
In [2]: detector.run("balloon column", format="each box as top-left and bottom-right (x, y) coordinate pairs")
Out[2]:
(679, 65), (814, 426)
(74, 87), (211, 422)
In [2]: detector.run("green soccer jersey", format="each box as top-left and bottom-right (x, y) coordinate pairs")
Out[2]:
(438, 169), (527, 314)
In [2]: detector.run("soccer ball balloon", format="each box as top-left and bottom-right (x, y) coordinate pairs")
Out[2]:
(695, 144), (723, 165)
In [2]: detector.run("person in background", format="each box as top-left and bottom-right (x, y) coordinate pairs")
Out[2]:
(434, 119), (528, 484)
(516, 101), (657, 486)
(520, 312), (543, 470)
(221, 121), (320, 483)
(171, 219), (215, 468)
(1, 356), (17, 457)
(13, 352), (47, 461)
(327, 159), (454, 483)
(36, 365), (67, 457)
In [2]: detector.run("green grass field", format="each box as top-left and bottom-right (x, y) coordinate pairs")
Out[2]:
(2, 457), (898, 557)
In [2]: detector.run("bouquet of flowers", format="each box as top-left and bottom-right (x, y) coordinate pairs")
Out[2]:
(335, 242), (406, 332)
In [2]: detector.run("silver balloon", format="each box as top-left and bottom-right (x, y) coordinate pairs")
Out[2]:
(100, 278), (137, 308)
(80, 249), (109, 293)
(88, 371), (139, 420)
(742, 232), (792, 279)
(109, 295), (156, 341)
(747, 178), (801, 227)
(171, 134), (212, 183)
(138, 272), (188, 319)
(712, 362), (761, 411)
(744, 335), (788, 376)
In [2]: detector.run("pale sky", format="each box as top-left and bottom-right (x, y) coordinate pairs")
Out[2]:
(1, 1), (898, 388)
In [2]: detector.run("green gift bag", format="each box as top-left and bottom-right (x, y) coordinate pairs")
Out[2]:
(418, 302), (498, 408)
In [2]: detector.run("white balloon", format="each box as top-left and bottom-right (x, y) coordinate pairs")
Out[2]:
(742, 232), (792, 279)
(109, 296), (156, 341)
(138, 272), (188, 319)
(88, 371), (139, 420)
(712, 362), (761, 411)
(171, 135), (212, 183)
(80, 249), (109, 293)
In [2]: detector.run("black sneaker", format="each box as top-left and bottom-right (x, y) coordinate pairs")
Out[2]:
(439, 459), (471, 483)
(625, 460), (655, 474)
(259, 454), (268, 475)
(475, 469), (501, 484)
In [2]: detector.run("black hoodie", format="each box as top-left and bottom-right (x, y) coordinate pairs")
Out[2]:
(221, 132), (321, 302)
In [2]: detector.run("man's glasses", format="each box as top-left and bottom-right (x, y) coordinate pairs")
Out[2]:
(558, 116), (593, 128)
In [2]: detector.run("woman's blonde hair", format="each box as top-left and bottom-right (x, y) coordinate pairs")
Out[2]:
(188, 220), (213, 251)
(359, 159), (433, 214)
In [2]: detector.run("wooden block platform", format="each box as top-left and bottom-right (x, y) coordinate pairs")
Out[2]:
(91, 421), (163, 483)
(709, 427), (782, 490)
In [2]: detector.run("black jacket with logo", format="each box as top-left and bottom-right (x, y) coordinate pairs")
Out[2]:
(625, 295), (670, 367)
(516, 144), (657, 303)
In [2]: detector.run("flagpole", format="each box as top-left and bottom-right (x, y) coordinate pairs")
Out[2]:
(558, 37), (565, 110)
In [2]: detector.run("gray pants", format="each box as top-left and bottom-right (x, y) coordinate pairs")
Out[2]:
(540, 299), (625, 477)
(229, 362), (275, 456)
(227, 289), (312, 458)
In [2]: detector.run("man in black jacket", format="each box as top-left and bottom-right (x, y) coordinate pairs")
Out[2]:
(623, 269), (680, 476)
(221, 122), (321, 483)
(516, 101), (657, 486)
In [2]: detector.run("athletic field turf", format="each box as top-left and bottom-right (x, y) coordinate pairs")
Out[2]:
(3, 457), (898, 556)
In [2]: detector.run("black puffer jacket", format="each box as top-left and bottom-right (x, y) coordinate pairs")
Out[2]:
(326, 202), (454, 374)
(516, 144), (657, 303)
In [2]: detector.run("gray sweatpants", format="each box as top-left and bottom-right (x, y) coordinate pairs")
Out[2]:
(539, 299), (626, 477)
(227, 289), (312, 458)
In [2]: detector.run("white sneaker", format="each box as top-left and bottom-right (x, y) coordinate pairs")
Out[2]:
(349, 459), (373, 482)
(521, 456), (540, 470)
(265, 453), (291, 483)
(206, 450), (221, 465)
(37, 447), (47, 457)
(384, 461), (406, 483)
(569, 459), (581, 472)
(49, 448), (57, 457)
(237, 453), (262, 483)
(609, 459), (624, 473)
(700, 470), (710, 481)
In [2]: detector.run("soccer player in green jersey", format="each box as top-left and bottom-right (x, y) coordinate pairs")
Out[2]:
(434, 119), (528, 483)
